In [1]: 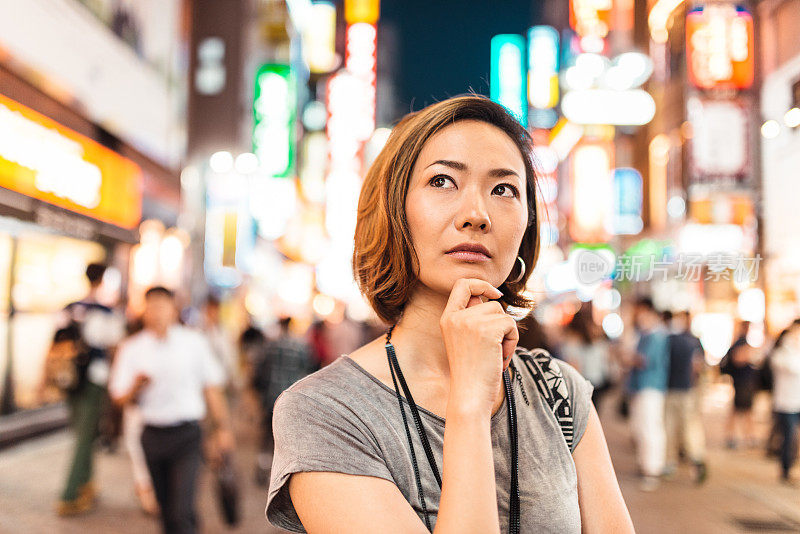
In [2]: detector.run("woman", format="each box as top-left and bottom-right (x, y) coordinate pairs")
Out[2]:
(770, 319), (800, 483)
(560, 307), (612, 410)
(266, 96), (633, 533)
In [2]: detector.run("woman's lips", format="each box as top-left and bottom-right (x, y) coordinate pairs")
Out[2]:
(446, 250), (491, 262)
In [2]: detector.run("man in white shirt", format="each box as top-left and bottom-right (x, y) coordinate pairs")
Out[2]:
(110, 287), (234, 534)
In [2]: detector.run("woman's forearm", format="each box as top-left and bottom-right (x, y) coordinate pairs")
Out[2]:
(434, 401), (500, 534)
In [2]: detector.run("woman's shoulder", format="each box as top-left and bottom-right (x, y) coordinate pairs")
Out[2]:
(513, 345), (594, 451)
(277, 356), (355, 400)
(512, 345), (587, 387)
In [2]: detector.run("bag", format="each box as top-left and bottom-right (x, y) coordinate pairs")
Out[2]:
(216, 452), (241, 526)
(515, 348), (574, 449)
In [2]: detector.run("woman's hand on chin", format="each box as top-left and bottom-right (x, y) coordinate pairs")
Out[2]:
(440, 278), (518, 416)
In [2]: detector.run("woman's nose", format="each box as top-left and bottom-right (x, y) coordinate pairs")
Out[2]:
(455, 189), (491, 231)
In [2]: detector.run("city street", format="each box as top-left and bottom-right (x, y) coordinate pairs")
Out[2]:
(1, 384), (798, 533)
(0, 409), (282, 534)
(2, 1), (800, 532)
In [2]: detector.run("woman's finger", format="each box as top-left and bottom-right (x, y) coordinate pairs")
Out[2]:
(444, 278), (502, 314)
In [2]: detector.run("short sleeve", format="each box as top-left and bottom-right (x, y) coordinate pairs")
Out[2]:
(197, 333), (225, 387)
(108, 340), (136, 400)
(554, 359), (594, 452)
(266, 389), (394, 532)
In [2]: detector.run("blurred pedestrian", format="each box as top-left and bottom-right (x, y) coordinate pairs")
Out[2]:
(761, 328), (788, 457)
(110, 287), (234, 534)
(627, 297), (670, 491)
(123, 403), (159, 515)
(663, 310), (708, 484)
(769, 319), (800, 483)
(252, 316), (314, 484)
(307, 319), (332, 369)
(203, 295), (239, 392)
(560, 310), (611, 409)
(517, 312), (557, 356)
(239, 321), (267, 373)
(720, 320), (760, 449)
(47, 263), (124, 516)
(324, 300), (363, 361)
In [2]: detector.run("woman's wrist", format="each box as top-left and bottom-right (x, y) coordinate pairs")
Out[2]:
(447, 390), (493, 419)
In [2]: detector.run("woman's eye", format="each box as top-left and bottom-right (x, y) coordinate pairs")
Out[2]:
(493, 184), (519, 198)
(429, 175), (455, 188)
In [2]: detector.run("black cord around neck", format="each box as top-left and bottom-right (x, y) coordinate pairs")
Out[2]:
(384, 327), (520, 534)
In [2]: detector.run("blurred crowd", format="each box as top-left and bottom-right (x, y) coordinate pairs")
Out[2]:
(37, 261), (800, 532)
(38, 261), (383, 532)
(520, 298), (800, 493)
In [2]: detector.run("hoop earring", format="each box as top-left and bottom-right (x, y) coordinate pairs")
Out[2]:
(507, 256), (526, 285)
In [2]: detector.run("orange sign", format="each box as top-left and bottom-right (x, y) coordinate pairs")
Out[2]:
(569, 141), (613, 243)
(0, 93), (142, 229)
(569, 0), (612, 38)
(686, 5), (754, 90)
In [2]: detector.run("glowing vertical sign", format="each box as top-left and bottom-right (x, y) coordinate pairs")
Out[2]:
(303, 2), (337, 73)
(528, 26), (559, 109)
(344, 23), (377, 142)
(612, 168), (643, 235)
(345, 0), (379, 24)
(686, 5), (754, 90)
(569, 142), (613, 242)
(253, 64), (296, 177)
(491, 34), (527, 127)
(569, 0), (612, 38)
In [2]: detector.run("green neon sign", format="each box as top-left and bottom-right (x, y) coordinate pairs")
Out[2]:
(253, 64), (296, 177)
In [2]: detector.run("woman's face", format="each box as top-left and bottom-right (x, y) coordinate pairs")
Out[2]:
(405, 120), (528, 296)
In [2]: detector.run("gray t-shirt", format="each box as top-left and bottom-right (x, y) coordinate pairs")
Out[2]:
(266, 348), (593, 533)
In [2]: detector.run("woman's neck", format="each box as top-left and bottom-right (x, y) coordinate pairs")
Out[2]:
(391, 286), (451, 380)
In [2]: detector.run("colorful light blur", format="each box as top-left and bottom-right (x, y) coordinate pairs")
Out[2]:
(686, 4), (754, 90)
(344, 0), (379, 25)
(569, 141), (613, 242)
(344, 23), (377, 142)
(303, 2), (338, 73)
(253, 64), (296, 177)
(527, 26), (559, 109)
(561, 88), (655, 125)
(569, 0), (612, 38)
(490, 34), (527, 126)
(612, 168), (643, 235)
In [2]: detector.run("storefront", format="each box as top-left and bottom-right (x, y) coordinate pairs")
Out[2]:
(758, 0), (800, 334)
(0, 88), (142, 431)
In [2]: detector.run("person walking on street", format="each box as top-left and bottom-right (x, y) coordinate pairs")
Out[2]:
(251, 316), (314, 484)
(110, 287), (234, 534)
(49, 263), (124, 516)
(663, 310), (708, 484)
(627, 297), (670, 491)
(203, 295), (239, 393)
(720, 321), (760, 449)
(560, 308), (612, 409)
(769, 319), (800, 484)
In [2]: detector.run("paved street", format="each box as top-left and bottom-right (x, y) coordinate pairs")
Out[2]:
(1, 383), (798, 533)
(0, 407), (282, 534)
(603, 384), (800, 533)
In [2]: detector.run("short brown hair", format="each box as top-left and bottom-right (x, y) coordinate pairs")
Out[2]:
(353, 95), (540, 324)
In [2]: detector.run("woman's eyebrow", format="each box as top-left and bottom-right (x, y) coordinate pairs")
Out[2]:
(426, 159), (466, 171)
(425, 159), (521, 179)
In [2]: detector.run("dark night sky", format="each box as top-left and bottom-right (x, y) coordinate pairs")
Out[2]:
(379, 0), (539, 122)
